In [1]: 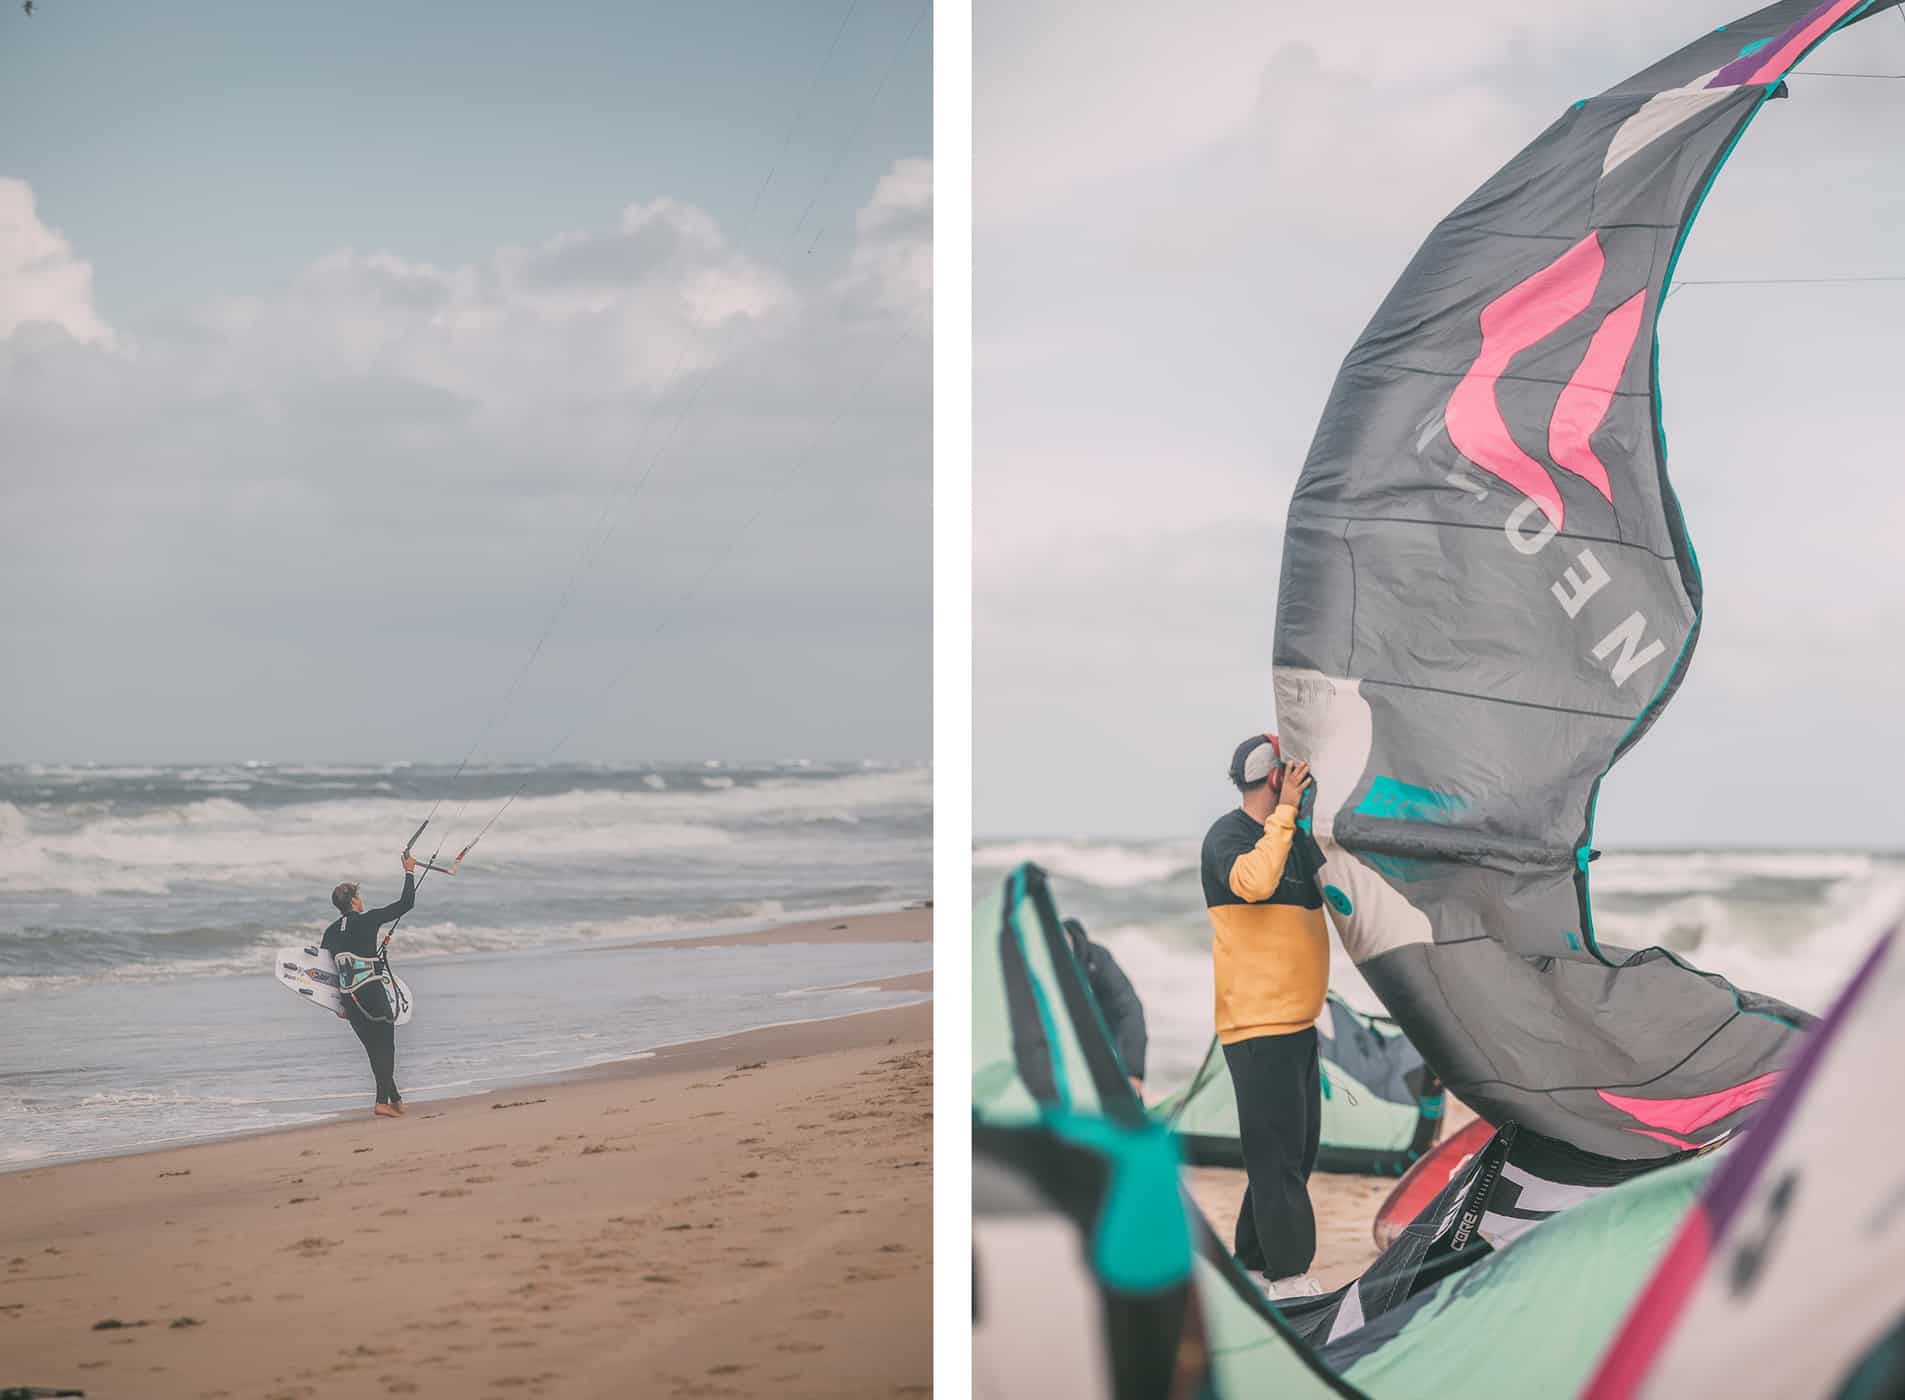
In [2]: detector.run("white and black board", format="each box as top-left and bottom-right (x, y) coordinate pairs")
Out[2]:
(274, 945), (414, 1026)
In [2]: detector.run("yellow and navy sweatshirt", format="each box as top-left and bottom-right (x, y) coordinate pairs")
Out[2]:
(1201, 806), (1328, 1044)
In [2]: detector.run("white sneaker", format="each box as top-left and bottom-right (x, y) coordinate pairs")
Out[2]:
(1263, 1273), (1324, 1300)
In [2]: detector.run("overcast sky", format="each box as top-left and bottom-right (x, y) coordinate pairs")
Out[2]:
(977, 1), (1905, 846)
(0, 0), (930, 766)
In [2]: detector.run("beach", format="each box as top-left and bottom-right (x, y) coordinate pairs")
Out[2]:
(0, 911), (933, 1399)
(1, 761), (933, 1168)
(1185, 1099), (1482, 1291)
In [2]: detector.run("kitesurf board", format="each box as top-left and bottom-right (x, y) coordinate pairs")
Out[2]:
(274, 945), (414, 1026)
(1371, 1115), (1493, 1249)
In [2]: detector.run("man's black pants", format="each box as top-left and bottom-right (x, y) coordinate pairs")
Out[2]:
(348, 1014), (401, 1106)
(1223, 1027), (1321, 1279)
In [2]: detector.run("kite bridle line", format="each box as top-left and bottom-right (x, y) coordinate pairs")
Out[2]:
(371, 0), (882, 881)
(440, 349), (893, 854)
(369, 1), (924, 900)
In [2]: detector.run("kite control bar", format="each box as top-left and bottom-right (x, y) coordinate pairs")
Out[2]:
(402, 819), (463, 876)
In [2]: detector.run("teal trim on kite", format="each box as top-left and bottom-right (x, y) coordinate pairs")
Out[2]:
(1003, 867), (1071, 1110)
(1353, 775), (1467, 824)
(1043, 1111), (1192, 1294)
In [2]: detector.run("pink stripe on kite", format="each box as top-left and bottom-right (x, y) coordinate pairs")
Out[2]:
(1598, 1071), (1781, 1137)
(1746, 0), (1862, 85)
(1548, 289), (1645, 503)
(1579, 1209), (1713, 1400)
(1445, 233), (1604, 530)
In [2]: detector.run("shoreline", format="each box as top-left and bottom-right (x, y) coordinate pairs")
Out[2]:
(0, 934), (933, 1397)
(625, 904), (932, 951)
(5, 908), (932, 1177)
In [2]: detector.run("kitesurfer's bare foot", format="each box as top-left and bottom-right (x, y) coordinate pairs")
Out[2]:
(374, 1103), (401, 1119)
(391, 1101), (405, 1116)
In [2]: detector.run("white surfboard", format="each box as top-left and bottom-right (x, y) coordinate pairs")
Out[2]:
(274, 945), (414, 1026)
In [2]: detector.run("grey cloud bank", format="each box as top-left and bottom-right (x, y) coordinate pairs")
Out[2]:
(1, 152), (931, 764)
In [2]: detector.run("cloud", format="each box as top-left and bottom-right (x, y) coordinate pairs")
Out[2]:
(0, 178), (117, 348)
(0, 159), (931, 763)
(977, 0), (1754, 229)
(835, 156), (933, 332)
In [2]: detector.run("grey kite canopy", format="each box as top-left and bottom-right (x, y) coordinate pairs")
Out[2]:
(1272, 0), (1887, 1159)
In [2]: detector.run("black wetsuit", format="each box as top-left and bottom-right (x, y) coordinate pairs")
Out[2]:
(1063, 921), (1149, 1083)
(320, 873), (415, 1106)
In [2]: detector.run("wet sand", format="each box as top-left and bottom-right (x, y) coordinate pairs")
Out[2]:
(631, 905), (931, 951)
(0, 915), (932, 1400)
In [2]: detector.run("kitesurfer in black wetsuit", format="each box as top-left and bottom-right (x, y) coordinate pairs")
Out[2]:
(1062, 918), (1150, 1098)
(321, 852), (417, 1119)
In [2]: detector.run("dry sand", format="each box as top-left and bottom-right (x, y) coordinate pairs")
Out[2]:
(1185, 1099), (1482, 1290)
(0, 911), (932, 1400)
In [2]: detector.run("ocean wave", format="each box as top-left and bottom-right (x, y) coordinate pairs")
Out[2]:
(0, 897), (897, 994)
(982, 840), (1905, 1090)
(1590, 848), (1883, 896)
(972, 839), (1199, 890)
(0, 767), (929, 896)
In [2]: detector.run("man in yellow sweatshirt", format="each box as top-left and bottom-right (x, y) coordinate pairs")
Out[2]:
(1201, 732), (1327, 1298)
